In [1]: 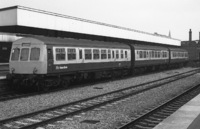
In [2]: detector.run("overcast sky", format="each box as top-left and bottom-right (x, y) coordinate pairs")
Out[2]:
(0, 0), (200, 41)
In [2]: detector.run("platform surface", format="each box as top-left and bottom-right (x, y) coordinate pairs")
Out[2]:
(153, 93), (200, 129)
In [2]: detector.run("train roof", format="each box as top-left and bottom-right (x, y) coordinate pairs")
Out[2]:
(13, 36), (130, 49)
(132, 44), (168, 51)
(169, 47), (188, 52)
(0, 33), (21, 42)
(0, 6), (181, 46)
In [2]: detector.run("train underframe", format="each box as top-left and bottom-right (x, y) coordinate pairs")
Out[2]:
(6, 61), (188, 91)
(6, 68), (131, 91)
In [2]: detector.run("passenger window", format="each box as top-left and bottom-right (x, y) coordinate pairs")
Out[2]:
(139, 51), (142, 58)
(143, 51), (147, 58)
(116, 50), (119, 59)
(108, 50), (111, 59)
(56, 48), (65, 61)
(158, 52), (160, 58)
(121, 50), (124, 59)
(112, 50), (115, 59)
(30, 48), (40, 61)
(152, 51), (155, 58)
(101, 49), (107, 59)
(93, 49), (100, 60)
(125, 51), (127, 58)
(11, 48), (20, 61)
(79, 49), (82, 59)
(68, 48), (76, 60)
(20, 48), (29, 61)
(85, 49), (92, 60)
(146, 51), (149, 58)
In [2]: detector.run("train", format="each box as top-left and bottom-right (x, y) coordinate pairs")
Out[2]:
(6, 36), (188, 90)
(0, 42), (12, 63)
(0, 33), (21, 64)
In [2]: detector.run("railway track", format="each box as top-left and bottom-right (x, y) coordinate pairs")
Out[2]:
(118, 79), (200, 129)
(0, 68), (192, 102)
(0, 69), (199, 129)
(0, 91), (35, 102)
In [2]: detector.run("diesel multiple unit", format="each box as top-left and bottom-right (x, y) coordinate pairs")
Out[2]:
(7, 36), (188, 90)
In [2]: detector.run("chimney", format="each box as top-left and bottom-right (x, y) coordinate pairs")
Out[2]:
(189, 29), (192, 42)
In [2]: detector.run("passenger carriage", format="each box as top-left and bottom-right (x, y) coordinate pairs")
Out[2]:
(8, 36), (131, 89)
(169, 47), (188, 67)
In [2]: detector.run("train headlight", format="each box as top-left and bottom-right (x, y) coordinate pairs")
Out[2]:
(33, 67), (38, 74)
(11, 68), (15, 73)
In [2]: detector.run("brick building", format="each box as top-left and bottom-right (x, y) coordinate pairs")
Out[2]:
(181, 29), (200, 62)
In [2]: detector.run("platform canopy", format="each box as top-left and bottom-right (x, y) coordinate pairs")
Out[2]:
(0, 6), (181, 46)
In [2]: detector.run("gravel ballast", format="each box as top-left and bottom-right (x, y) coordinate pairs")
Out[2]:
(45, 73), (200, 129)
(0, 67), (198, 121)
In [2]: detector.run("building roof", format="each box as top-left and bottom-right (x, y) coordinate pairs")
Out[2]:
(0, 6), (180, 46)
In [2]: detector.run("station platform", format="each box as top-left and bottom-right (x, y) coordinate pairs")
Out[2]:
(153, 93), (200, 129)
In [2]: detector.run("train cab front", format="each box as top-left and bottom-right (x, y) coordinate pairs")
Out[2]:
(7, 37), (47, 88)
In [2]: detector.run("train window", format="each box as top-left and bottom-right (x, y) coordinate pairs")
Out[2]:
(68, 48), (76, 60)
(125, 51), (128, 58)
(145, 51), (148, 58)
(20, 48), (29, 61)
(112, 50), (115, 59)
(2, 47), (7, 50)
(152, 51), (155, 58)
(146, 51), (148, 58)
(139, 51), (142, 58)
(101, 49), (107, 59)
(108, 49), (111, 59)
(93, 49), (100, 60)
(56, 48), (66, 61)
(143, 51), (146, 58)
(155, 51), (157, 58)
(121, 50), (124, 59)
(164, 52), (166, 58)
(116, 50), (119, 59)
(163, 52), (166, 58)
(79, 49), (82, 59)
(85, 49), (92, 60)
(11, 48), (20, 61)
(30, 48), (40, 61)
(149, 51), (152, 58)
(158, 52), (160, 58)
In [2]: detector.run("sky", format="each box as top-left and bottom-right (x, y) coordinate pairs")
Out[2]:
(0, 0), (200, 41)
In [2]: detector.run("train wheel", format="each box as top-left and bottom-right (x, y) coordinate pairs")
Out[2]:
(61, 79), (70, 88)
(39, 80), (49, 91)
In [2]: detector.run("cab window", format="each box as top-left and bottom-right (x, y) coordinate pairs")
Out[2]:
(30, 48), (40, 61)
(20, 48), (29, 61)
(11, 48), (20, 61)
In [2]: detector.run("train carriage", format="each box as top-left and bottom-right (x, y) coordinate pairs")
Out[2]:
(0, 42), (12, 63)
(169, 47), (188, 66)
(129, 44), (170, 71)
(8, 36), (131, 89)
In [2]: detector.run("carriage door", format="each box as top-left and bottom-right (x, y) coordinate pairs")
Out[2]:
(47, 47), (53, 72)
(77, 48), (84, 63)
